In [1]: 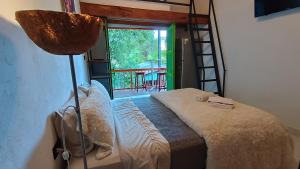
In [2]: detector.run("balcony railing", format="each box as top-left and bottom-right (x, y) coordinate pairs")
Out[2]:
(112, 68), (167, 90)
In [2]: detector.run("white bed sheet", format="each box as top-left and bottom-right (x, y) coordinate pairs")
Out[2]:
(70, 140), (123, 169)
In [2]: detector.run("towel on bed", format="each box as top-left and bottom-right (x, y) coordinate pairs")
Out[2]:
(207, 96), (235, 109)
(152, 88), (298, 169)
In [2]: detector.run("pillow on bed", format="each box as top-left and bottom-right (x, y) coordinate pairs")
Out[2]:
(54, 81), (114, 159)
(65, 87), (88, 109)
(91, 80), (111, 101)
(53, 113), (94, 157)
(53, 89), (94, 157)
(78, 85), (90, 96)
(80, 81), (115, 160)
(63, 88), (90, 132)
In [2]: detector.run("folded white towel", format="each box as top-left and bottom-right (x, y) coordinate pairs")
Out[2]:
(208, 102), (235, 109)
(195, 95), (210, 102)
(208, 96), (234, 105)
(207, 96), (235, 109)
(195, 92), (216, 102)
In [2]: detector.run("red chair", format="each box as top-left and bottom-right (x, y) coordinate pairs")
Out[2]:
(157, 72), (166, 91)
(135, 72), (147, 92)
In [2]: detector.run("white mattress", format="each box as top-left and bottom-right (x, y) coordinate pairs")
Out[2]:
(70, 141), (123, 169)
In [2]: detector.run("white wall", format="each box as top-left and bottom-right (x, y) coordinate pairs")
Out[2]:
(212, 0), (300, 130)
(0, 0), (88, 169)
(171, 0), (300, 130)
(169, 0), (208, 14)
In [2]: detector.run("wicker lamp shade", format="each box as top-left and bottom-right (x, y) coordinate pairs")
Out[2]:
(15, 10), (102, 55)
(15, 10), (104, 169)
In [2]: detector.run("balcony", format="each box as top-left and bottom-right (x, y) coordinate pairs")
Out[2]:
(112, 67), (167, 98)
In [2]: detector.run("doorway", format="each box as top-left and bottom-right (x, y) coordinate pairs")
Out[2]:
(87, 22), (176, 99)
(109, 28), (170, 98)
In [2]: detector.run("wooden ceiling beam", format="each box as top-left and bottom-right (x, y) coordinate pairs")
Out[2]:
(80, 2), (209, 25)
(108, 19), (169, 27)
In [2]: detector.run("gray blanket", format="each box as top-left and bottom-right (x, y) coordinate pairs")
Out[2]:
(132, 96), (207, 169)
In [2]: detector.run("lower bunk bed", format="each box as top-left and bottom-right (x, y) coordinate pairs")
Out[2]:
(62, 81), (297, 169)
(71, 96), (207, 169)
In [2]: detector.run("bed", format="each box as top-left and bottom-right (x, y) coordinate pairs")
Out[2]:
(131, 96), (207, 169)
(70, 96), (207, 169)
(62, 81), (297, 169)
(70, 137), (123, 169)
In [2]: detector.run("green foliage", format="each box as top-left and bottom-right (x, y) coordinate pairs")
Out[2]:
(108, 29), (158, 69)
(108, 29), (167, 89)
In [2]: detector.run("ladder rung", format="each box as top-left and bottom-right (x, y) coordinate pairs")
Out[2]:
(194, 40), (211, 43)
(198, 66), (215, 69)
(189, 14), (209, 18)
(196, 53), (214, 56)
(193, 28), (209, 31)
(200, 79), (217, 82)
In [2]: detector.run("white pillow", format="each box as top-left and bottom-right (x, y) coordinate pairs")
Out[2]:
(78, 85), (90, 96)
(63, 88), (88, 110)
(56, 81), (114, 159)
(91, 80), (111, 101)
(80, 81), (115, 160)
(59, 89), (89, 131)
(54, 89), (94, 157)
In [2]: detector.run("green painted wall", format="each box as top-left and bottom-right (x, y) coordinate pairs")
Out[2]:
(166, 24), (176, 90)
